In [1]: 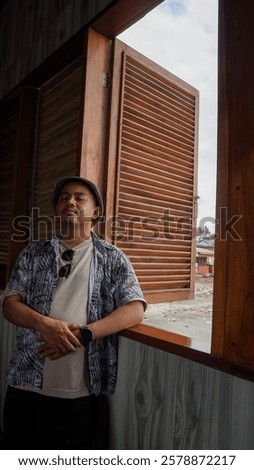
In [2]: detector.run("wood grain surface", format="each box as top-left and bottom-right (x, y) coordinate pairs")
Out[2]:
(109, 337), (254, 449)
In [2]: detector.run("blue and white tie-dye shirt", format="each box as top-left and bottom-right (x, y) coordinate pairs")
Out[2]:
(3, 233), (146, 396)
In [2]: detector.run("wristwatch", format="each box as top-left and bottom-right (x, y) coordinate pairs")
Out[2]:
(80, 326), (94, 347)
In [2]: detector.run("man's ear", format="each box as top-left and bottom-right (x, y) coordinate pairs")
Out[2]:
(92, 206), (101, 221)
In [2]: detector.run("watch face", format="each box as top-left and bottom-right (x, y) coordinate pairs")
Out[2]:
(80, 327), (93, 346)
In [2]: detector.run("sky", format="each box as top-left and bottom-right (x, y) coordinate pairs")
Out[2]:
(118, 0), (218, 232)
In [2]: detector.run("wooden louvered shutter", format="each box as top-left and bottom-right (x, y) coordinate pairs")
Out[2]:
(0, 100), (19, 286)
(32, 61), (83, 240)
(106, 41), (199, 303)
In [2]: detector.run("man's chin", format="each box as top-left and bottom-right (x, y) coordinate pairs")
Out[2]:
(63, 216), (78, 226)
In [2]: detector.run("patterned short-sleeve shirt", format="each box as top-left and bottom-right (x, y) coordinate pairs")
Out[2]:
(3, 233), (146, 395)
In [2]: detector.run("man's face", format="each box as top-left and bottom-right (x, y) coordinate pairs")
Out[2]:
(55, 182), (100, 228)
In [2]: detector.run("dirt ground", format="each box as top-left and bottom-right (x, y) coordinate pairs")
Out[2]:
(143, 275), (214, 348)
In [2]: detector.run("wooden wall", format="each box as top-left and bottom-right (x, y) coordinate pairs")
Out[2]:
(0, 0), (163, 99)
(0, 0), (113, 98)
(109, 337), (254, 449)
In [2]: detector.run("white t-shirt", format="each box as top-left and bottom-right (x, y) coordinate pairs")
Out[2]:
(41, 238), (93, 399)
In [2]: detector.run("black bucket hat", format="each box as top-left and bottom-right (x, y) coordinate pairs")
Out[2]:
(52, 176), (104, 224)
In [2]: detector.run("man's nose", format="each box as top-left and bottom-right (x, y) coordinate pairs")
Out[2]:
(66, 194), (76, 205)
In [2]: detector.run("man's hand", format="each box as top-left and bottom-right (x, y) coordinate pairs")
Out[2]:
(2, 294), (82, 361)
(36, 319), (81, 360)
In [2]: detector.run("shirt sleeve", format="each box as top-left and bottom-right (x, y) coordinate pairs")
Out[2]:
(1, 245), (32, 308)
(1, 286), (27, 307)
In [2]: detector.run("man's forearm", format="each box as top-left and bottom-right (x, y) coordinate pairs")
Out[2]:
(87, 300), (145, 340)
(3, 294), (45, 331)
(3, 294), (81, 353)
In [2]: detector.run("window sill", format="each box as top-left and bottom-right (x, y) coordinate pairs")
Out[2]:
(120, 324), (254, 384)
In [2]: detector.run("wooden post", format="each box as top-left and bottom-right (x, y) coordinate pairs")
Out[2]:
(212, 0), (254, 367)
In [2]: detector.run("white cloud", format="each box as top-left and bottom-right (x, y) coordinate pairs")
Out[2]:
(118, 0), (218, 230)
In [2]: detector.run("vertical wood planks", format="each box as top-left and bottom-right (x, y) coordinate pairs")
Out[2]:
(110, 337), (254, 449)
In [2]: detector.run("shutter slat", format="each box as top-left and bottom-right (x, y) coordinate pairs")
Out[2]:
(120, 164), (193, 191)
(125, 63), (196, 113)
(123, 88), (195, 132)
(123, 113), (195, 148)
(121, 148), (194, 179)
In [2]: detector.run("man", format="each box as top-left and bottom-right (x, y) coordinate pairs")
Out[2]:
(2, 176), (146, 450)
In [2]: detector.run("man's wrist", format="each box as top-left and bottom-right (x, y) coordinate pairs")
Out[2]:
(80, 325), (94, 347)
